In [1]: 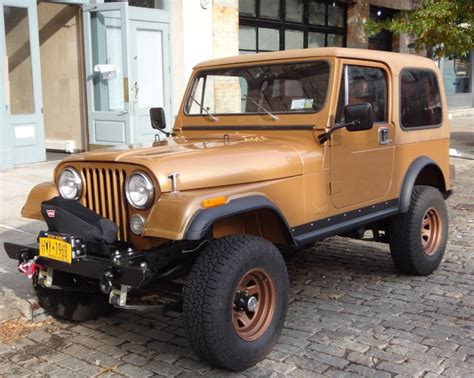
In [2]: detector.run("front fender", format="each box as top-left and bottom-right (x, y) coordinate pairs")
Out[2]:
(21, 182), (58, 220)
(183, 195), (294, 242)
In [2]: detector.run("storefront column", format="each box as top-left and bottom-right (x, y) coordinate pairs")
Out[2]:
(346, 0), (369, 48)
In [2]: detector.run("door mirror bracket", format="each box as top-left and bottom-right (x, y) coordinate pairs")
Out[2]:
(318, 103), (374, 144)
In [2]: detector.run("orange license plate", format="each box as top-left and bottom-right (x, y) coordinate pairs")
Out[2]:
(39, 235), (72, 264)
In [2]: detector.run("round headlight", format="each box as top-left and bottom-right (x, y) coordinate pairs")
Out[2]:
(126, 172), (154, 209)
(130, 214), (146, 235)
(58, 168), (82, 200)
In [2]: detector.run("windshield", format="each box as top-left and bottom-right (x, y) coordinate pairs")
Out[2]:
(185, 61), (330, 116)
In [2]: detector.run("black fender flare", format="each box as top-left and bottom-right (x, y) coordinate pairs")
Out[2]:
(399, 156), (446, 213)
(183, 195), (295, 244)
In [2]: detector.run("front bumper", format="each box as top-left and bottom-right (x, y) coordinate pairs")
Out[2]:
(4, 241), (152, 289)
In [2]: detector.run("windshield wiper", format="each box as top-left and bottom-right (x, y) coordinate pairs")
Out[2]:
(243, 94), (278, 120)
(190, 96), (218, 121)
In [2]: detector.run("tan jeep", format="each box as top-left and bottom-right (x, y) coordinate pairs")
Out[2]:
(5, 48), (453, 371)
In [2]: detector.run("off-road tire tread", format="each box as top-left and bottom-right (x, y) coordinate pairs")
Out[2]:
(183, 235), (288, 371)
(389, 185), (448, 275)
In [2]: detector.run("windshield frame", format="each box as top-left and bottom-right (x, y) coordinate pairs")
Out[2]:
(183, 58), (332, 118)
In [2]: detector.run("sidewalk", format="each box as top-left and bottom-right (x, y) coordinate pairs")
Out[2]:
(450, 114), (474, 158)
(0, 161), (59, 300)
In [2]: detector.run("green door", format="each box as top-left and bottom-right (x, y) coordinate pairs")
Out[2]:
(83, 3), (171, 147)
(0, 0), (45, 168)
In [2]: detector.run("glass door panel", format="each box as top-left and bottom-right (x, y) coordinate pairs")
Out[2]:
(4, 6), (35, 114)
(91, 10), (125, 112)
(136, 28), (164, 109)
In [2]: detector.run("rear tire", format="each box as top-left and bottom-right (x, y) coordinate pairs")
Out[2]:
(183, 235), (288, 371)
(389, 185), (448, 275)
(34, 272), (113, 321)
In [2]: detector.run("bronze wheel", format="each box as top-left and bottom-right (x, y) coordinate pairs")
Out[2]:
(183, 235), (289, 371)
(232, 268), (276, 341)
(421, 207), (442, 256)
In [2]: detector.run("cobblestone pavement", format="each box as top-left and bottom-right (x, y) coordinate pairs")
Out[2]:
(0, 157), (473, 377)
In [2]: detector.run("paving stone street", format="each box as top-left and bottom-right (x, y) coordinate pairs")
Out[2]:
(0, 118), (473, 377)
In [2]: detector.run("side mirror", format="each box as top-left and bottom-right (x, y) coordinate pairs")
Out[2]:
(150, 107), (166, 130)
(344, 103), (373, 131)
(317, 102), (374, 144)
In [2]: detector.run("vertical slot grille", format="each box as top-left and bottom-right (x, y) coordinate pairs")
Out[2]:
(82, 168), (129, 241)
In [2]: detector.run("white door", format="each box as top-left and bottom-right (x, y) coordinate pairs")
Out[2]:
(130, 18), (171, 142)
(129, 6), (172, 142)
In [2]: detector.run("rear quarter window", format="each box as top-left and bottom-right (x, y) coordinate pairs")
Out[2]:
(400, 69), (442, 129)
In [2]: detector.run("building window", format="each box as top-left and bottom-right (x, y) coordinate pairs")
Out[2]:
(400, 69), (442, 128)
(442, 54), (472, 95)
(336, 66), (388, 124)
(368, 6), (398, 52)
(104, 0), (165, 9)
(239, 0), (347, 54)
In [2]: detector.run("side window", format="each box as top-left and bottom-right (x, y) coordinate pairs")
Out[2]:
(400, 69), (442, 128)
(336, 65), (388, 124)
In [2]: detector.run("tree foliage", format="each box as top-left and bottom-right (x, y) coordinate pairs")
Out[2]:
(365, 0), (474, 58)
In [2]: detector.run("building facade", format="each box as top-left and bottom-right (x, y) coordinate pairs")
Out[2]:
(0, 0), (471, 170)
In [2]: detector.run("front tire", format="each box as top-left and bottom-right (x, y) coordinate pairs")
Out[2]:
(183, 235), (289, 371)
(389, 185), (448, 275)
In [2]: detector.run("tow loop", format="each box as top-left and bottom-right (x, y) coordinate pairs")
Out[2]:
(18, 260), (43, 279)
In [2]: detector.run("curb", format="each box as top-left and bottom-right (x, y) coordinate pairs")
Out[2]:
(2, 288), (49, 322)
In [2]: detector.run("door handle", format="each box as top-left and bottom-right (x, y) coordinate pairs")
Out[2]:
(133, 81), (139, 100)
(378, 126), (390, 145)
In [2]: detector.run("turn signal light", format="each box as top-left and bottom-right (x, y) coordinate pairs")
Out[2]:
(202, 196), (227, 209)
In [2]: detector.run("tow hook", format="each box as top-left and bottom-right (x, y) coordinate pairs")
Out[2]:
(109, 285), (130, 307)
(18, 254), (44, 280)
(99, 269), (115, 294)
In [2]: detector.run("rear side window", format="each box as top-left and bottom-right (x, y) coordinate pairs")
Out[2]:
(400, 69), (442, 128)
(336, 65), (388, 124)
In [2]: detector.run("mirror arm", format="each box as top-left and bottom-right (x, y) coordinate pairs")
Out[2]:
(152, 122), (176, 138)
(317, 121), (359, 145)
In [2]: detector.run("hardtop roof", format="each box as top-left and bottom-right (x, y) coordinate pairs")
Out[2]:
(194, 47), (438, 73)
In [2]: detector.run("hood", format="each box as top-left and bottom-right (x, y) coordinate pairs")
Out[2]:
(62, 134), (304, 192)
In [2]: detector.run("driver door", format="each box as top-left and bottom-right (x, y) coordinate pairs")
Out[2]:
(330, 60), (395, 209)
